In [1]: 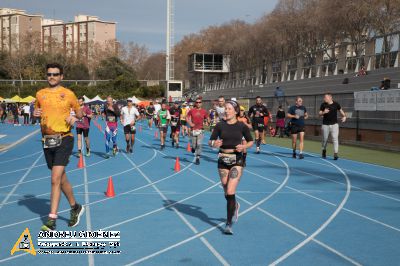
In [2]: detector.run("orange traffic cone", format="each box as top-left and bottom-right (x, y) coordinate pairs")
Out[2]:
(186, 142), (191, 152)
(77, 154), (84, 168)
(154, 130), (158, 139)
(105, 176), (115, 197)
(174, 157), (181, 172)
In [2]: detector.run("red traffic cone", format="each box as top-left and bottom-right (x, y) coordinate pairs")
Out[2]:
(154, 130), (158, 139)
(105, 176), (115, 197)
(77, 154), (85, 168)
(174, 157), (181, 172)
(186, 142), (191, 152)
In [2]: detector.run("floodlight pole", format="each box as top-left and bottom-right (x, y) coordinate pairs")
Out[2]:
(166, 0), (174, 83)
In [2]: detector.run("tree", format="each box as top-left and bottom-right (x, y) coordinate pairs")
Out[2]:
(95, 56), (136, 80)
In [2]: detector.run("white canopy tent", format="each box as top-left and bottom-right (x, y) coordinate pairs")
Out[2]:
(130, 96), (141, 104)
(82, 95), (91, 103)
(87, 95), (105, 104)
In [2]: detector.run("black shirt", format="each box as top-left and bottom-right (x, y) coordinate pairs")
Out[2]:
(210, 120), (253, 150)
(146, 106), (155, 116)
(169, 107), (181, 125)
(320, 101), (341, 125)
(248, 104), (269, 122)
(103, 104), (120, 123)
(276, 110), (285, 119)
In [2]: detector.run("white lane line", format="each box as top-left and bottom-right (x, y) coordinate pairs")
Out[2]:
(0, 158), (109, 190)
(251, 154), (400, 203)
(0, 163), (47, 176)
(270, 158), (351, 265)
(266, 143), (400, 182)
(190, 155), (360, 265)
(82, 152), (95, 266)
(0, 150), (42, 164)
(0, 154), (43, 211)
(0, 128), (40, 152)
(122, 151), (229, 266)
(247, 155), (400, 233)
(0, 147), (196, 230)
(126, 151), (291, 265)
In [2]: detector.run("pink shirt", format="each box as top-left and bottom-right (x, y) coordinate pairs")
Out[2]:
(76, 105), (92, 129)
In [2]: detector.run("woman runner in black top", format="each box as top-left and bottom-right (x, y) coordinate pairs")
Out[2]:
(209, 100), (254, 234)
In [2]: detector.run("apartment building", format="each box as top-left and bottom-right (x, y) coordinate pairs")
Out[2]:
(42, 14), (117, 61)
(0, 8), (42, 53)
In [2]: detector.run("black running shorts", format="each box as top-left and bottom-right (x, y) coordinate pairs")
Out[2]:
(43, 136), (74, 169)
(76, 127), (89, 137)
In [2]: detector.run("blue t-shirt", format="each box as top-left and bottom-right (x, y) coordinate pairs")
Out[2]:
(288, 105), (307, 126)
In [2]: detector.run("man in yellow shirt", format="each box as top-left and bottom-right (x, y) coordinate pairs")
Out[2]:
(34, 63), (84, 231)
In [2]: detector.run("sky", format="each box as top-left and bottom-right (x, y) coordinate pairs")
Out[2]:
(3, 0), (278, 52)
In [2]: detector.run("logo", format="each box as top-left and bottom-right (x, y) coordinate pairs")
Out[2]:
(10, 228), (36, 256)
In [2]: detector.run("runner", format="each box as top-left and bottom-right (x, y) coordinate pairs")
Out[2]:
(187, 102), (194, 136)
(215, 96), (226, 122)
(319, 92), (347, 160)
(102, 96), (120, 157)
(146, 102), (155, 129)
(180, 102), (189, 137)
(261, 102), (272, 144)
(275, 105), (286, 138)
(248, 96), (269, 154)
(153, 99), (162, 127)
(209, 100), (254, 234)
(187, 97), (209, 165)
(76, 96), (92, 156)
(34, 62), (84, 231)
(120, 98), (140, 153)
(169, 101), (181, 148)
(237, 105), (252, 167)
(287, 97), (308, 159)
(157, 101), (171, 150)
(22, 104), (30, 125)
(209, 103), (218, 132)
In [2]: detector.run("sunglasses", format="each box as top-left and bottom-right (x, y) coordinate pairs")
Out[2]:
(196, 101), (202, 104)
(47, 73), (61, 77)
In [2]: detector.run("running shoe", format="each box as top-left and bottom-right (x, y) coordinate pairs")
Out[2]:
(41, 219), (56, 231)
(161, 144), (165, 150)
(233, 202), (240, 223)
(334, 153), (339, 160)
(85, 149), (90, 157)
(68, 204), (85, 227)
(195, 157), (200, 165)
(126, 144), (130, 153)
(299, 154), (304, 159)
(129, 148), (133, 153)
(292, 152), (296, 158)
(322, 149), (327, 159)
(224, 224), (233, 235)
(191, 147), (195, 154)
(176, 143), (179, 149)
(113, 147), (118, 156)
(172, 140), (175, 147)
(256, 147), (260, 154)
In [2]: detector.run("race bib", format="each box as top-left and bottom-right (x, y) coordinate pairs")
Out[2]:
(107, 116), (116, 122)
(131, 126), (136, 131)
(218, 153), (237, 166)
(43, 135), (62, 149)
(171, 121), (177, 126)
(192, 129), (203, 136)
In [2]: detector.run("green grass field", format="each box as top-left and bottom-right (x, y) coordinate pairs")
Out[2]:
(264, 136), (400, 169)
